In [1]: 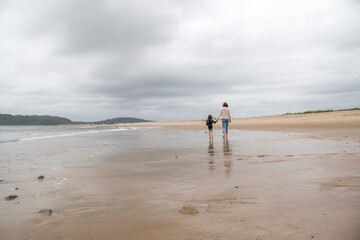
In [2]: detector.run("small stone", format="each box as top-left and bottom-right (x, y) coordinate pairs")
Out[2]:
(311, 236), (314, 239)
(37, 175), (45, 180)
(175, 156), (178, 158)
(4, 195), (18, 201)
(179, 205), (199, 215)
(39, 209), (53, 216)
(0, 180), (4, 183)
(234, 186), (239, 188)
(15, 188), (19, 190)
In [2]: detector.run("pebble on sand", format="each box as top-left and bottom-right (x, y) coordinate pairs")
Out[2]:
(179, 205), (199, 215)
(4, 195), (18, 201)
(37, 175), (45, 180)
(39, 209), (53, 216)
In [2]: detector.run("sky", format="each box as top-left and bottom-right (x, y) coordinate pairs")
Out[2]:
(1, 0), (359, 121)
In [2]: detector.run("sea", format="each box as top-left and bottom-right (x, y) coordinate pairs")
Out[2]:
(0, 124), (223, 185)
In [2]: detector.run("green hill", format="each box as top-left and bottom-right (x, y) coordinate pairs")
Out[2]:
(285, 108), (360, 115)
(0, 114), (73, 125)
(0, 114), (153, 125)
(93, 117), (152, 124)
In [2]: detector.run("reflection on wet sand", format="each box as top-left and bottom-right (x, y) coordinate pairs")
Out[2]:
(223, 140), (233, 177)
(222, 140), (232, 156)
(207, 139), (233, 175)
(208, 139), (215, 169)
(208, 139), (215, 157)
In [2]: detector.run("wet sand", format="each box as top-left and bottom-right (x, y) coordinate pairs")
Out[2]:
(1, 112), (360, 240)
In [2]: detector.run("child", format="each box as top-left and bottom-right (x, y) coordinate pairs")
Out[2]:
(206, 115), (218, 139)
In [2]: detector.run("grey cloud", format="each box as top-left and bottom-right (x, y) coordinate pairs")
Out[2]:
(21, 0), (177, 56)
(303, 80), (360, 95)
(1, 0), (359, 121)
(82, 73), (241, 100)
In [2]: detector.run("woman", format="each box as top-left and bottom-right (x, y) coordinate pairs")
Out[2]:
(217, 102), (231, 140)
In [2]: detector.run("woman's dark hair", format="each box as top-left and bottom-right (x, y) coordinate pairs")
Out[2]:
(208, 115), (212, 119)
(223, 102), (228, 107)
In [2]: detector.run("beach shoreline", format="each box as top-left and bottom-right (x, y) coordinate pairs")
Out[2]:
(1, 111), (359, 240)
(111, 110), (360, 130)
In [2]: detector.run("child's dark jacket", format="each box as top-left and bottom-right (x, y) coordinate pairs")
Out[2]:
(206, 119), (217, 129)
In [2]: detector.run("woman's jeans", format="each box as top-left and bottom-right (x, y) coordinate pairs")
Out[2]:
(222, 119), (229, 134)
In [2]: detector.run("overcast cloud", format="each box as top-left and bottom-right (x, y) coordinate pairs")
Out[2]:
(1, 0), (359, 121)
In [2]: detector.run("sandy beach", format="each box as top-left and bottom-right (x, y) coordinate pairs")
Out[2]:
(1, 110), (359, 240)
(122, 109), (360, 130)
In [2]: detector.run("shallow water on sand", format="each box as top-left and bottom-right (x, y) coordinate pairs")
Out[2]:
(1, 126), (359, 240)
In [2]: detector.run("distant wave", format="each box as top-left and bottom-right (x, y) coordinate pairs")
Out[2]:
(0, 127), (138, 143)
(20, 127), (137, 141)
(0, 139), (20, 144)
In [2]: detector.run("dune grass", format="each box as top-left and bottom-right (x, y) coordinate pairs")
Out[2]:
(285, 108), (360, 115)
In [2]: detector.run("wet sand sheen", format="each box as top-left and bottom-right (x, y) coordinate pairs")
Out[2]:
(1, 125), (360, 239)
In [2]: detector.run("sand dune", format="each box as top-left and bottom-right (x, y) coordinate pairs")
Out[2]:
(119, 110), (360, 130)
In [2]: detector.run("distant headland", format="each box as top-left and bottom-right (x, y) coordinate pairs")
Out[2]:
(0, 114), (153, 125)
